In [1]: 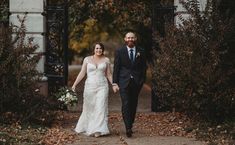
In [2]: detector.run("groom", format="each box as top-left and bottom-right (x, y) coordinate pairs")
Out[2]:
(112, 31), (147, 137)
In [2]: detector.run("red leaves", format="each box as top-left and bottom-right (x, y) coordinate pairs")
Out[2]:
(0, 122), (47, 144)
(1, 110), (232, 145)
(109, 112), (193, 137)
(40, 128), (76, 145)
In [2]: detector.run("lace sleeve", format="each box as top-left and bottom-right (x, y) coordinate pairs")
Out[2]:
(105, 57), (113, 85)
(72, 57), (88, 87)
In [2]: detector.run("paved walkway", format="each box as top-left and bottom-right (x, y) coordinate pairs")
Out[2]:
(63, 77), (205, 145)
(70, 135), (204, 145)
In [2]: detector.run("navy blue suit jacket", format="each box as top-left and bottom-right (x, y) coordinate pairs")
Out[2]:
(113, 46), (147, 89)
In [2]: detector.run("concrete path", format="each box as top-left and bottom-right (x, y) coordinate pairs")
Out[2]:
(63, 82), (205, 145)
(67, 134), (203, 145)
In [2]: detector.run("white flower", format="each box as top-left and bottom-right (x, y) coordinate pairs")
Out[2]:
(57, 87), (78, 106)
(136, 52), (141, 58)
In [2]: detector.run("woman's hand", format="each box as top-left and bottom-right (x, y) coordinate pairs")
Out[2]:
(72, 85), (76, 92)
(112, 85), (119, 93)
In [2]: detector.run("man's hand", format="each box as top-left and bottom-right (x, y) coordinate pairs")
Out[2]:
(112, 85), (119, 93)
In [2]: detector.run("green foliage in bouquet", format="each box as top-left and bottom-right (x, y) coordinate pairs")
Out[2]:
(55, 87), (78, 108)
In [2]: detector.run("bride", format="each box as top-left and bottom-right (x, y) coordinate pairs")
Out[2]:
(72, 42), (113, 137)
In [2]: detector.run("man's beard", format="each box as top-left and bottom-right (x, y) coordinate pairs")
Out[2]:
(126, 41), (135, 47)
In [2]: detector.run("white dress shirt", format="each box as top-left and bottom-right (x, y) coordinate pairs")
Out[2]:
(127, 46), (136, 61)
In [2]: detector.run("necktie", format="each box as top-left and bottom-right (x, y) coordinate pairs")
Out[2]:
(130, 49), (134, 62)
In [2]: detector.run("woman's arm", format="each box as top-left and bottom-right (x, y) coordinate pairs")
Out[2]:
(105, 58), (113, 85)
(72, 57), (88, 91)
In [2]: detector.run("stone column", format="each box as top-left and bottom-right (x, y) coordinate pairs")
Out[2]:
(174, 0), (207, 26)
(9, 0), (48, 96)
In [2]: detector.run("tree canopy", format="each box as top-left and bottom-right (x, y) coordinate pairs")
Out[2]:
(67, 0), (153, 56)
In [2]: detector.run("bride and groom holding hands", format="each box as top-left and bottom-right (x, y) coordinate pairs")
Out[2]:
(71, 31), (147, 138)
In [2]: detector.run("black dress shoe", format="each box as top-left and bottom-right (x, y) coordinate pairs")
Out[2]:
(126, 129), (132, 138)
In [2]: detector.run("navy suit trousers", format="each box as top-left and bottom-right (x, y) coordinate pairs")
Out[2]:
(120, 78), (142, 130)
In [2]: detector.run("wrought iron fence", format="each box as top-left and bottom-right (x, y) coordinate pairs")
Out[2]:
(152, 5), (176, 37)
(0, 0), (9, 25)
(46, 0), (68, 95)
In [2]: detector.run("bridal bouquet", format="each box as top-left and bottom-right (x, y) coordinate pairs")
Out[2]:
(56, 87), (78, 107)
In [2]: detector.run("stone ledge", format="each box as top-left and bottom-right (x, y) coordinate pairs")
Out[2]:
(10, 0), (45, 13)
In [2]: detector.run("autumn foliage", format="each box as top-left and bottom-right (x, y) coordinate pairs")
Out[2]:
(152, 0), (235, 121)
(0, 16), (52, 123)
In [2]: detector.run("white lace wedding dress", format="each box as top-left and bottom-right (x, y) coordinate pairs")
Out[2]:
(74, 56), (111, 136)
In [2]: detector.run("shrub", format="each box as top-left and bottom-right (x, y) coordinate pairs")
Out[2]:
(0, 15), (52, 123)
(152, 0), (235, 121)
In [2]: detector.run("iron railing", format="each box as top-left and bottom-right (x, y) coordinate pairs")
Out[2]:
(46, 0), (68, 95)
